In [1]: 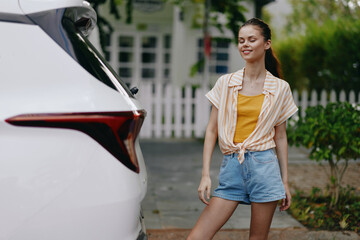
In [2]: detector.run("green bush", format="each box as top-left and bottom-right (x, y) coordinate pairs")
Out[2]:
(274, 19), (360, 95)
(274, 36), (306, 91)
(287, 102), (360, 206)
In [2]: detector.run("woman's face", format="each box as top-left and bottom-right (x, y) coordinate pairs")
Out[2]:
(238, 25), (271, 63)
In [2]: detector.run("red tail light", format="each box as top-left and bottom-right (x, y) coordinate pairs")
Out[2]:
(5, 111), (146, 173)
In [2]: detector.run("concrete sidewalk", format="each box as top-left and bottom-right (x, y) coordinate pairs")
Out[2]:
(140, 139), (305, 230)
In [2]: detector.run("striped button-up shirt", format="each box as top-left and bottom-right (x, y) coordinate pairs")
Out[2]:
(206, 68), (298, 164)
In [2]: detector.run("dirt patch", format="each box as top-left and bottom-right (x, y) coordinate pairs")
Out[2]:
(288, 162), (360, 195)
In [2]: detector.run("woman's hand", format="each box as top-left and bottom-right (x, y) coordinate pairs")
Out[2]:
(198, 176), (212, 205)
(280, 182), (291, 211)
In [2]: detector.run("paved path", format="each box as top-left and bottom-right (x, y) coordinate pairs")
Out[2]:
(140, 139), (306, 230)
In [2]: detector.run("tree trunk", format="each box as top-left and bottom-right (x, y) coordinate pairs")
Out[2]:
(329, 158), (349, 208)
(328, 159), (338, 208)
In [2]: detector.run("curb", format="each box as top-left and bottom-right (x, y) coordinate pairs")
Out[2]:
(147, 228), (360, 240)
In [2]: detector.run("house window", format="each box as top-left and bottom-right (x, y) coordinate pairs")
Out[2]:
(118, 36), (134, 83)
(109, 33), (172, 85)
(163, 34), (171, 80)
(197, 38), (230, 74)
(141, 36), (157, 80)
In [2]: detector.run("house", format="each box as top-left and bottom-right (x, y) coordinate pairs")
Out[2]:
(90, 0), (259, 89)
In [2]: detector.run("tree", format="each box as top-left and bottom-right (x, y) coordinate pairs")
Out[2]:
(274, 0), (360, 94)
(285, 0), (360, 35)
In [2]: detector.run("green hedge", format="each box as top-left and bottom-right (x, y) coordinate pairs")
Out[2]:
(274, 19), (360, 95)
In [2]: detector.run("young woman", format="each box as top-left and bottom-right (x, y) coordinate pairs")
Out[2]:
(187, 18), (298, 240)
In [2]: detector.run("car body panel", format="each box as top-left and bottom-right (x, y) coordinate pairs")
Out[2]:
(0, 21), (141, 120)
(0, 0), (86, 15)
(0, 123), (146, 239)
(0, 1), (23, 15)
(0, 2), (148, 239)
(19, 0), (84, 14)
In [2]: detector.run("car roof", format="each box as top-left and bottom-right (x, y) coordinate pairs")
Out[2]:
(0, 0), (85, 15)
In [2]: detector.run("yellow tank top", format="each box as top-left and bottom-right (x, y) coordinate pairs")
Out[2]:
(233, 93), (265, 143)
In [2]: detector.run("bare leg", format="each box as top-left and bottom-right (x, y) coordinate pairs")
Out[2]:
(187, 197), (239, 240)
(249, 201), (278, 240)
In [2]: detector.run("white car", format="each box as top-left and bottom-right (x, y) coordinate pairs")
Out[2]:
(0, 1), (147, 239)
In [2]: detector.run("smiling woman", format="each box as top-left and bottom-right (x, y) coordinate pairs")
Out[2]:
(238, 26), (271, 64)
(239, 18), (282, 79)
(187, 18), (298, 240)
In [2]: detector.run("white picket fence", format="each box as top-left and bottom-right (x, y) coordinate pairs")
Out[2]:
(138, 83), (360, 139)
(293, 89), (360, 117)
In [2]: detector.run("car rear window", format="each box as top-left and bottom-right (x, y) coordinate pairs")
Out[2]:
(28, 8), (134, 98)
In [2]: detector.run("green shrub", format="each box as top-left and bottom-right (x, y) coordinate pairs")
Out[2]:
(287, 102), (360, 206)
(274, 19), (360, 95)
(274, 37), (306, 91)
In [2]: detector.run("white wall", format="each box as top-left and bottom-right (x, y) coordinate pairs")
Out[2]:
(180, 0), (255, 86)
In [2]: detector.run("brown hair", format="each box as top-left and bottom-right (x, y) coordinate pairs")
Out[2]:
(240, 18), (283, 78)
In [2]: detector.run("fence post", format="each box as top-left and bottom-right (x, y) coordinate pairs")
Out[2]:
(154, 83), (163, 138)
(292, 90), (299, 118)
(330, 90), (336, 102)
(339, 90), (346, 102)
(310, 90), (317, 106)
(164, 84), (173, 138)
(348, 91), (355, 104)
(184, 85), (192, 137)
(194, 87), (210, 138)
(320, 90), (327, 107)
(139, 82), (152, 138)
(174, 87), (182, 137)
(301, 90), (308, 117)
(195, 87), (203, 138)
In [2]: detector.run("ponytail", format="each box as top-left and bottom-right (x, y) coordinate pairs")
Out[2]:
(240, 18), (283, 78)
(265, 48), (283, 78)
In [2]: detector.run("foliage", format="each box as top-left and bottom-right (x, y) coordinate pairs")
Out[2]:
(274, 0), (360, 93)
(285, 0), (360, 35)
(273, 36), (305, 91)
(209, 0), (247, 43)
(287, 102), (360, 206)
(289, 186), (360, 233)
(274, 18), (360, 94)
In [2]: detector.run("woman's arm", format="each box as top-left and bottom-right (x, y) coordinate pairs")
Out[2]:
(198, 105), (218, 205)
(274, 122), (291, 211)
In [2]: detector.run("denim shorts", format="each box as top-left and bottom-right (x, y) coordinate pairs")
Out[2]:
(213, 148), (285, 205)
